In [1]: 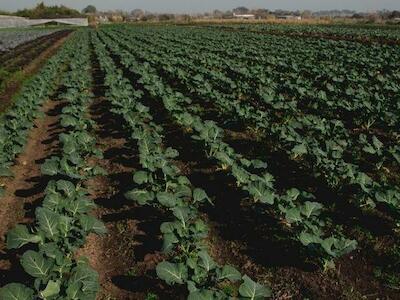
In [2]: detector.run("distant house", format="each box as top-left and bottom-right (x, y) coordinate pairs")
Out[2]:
(95, 15), (110, 24)
(233, 13), (256, 20)
(0, 15), (88, 28)
(276, 15), (302, 20)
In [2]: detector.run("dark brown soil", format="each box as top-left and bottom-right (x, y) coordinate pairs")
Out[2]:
(103, 38), (400, 299)
(0, 97), (66, 285)
(1, 28), (399, 300)
(76, 53), (183, 300)
(0, 30), (71, 69)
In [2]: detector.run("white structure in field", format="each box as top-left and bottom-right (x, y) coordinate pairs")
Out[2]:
(276, 15), (302, 20)
(233, 13), (256, 19)
(0, 15), (88, 28)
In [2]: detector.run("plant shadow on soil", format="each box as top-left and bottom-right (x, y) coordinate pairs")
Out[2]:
(103, 42), (320, 272)
(0, 85), (68, 286)
(142, 37), (397, 243)
(99, 34), (400, 298)
(152, 37), (399, 250)
(87, 50), (184, 298)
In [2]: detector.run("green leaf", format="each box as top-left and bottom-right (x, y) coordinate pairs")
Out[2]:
(58, 216), (73, 236)
(65, 198), (94, 216)
(193, 188), (210, 204)
(239, 275), (271, 299)
(292, 144), (307, 157)
(125, 189), (154, 205)
(188, 290), (214, 300)
(133, 170), (149, 184)
(79, 215), (107, 235)
(162, 232), (179, 253)
(20, 250), (53, 278)
(285, 208), (302, 223)
(251, 159), (268, 169)
(68, 264), (100, 298)
(43, 193), (63, 210)
(40, 280), (60, 298)
(157, 192), (177, 208)
(301, 201), (323, 218)
(320, 237), (336, 257)
(41, 158), (59, 176)
(217, 265), (242, 282)
(156, 261), (187, 285)
(333, 238), (358, 257)
(172, 207), (191, 229)
(160, 222), (176, 234)
(0, 283), (34, 300)
(299, 232), (322, 246)
(56, 180), (76, 197)
(36, 207), (60, 239)
(198, 251), (216, 272)
(0, 166), (13, 177)
(7, 225), (41, 249)
(363, 144), (376, 154)
(247, 182), (274, 205)
(372, 136), (383, 151)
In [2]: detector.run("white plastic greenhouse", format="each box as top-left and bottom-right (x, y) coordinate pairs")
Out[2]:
(0, 15), (88, 28)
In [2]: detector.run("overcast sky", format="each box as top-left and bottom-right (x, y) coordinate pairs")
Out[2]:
(1, 0), (399, 13)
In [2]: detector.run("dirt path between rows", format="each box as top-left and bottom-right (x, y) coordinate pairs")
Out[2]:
(0, 97), (65, 285)
(76, 51), (182, 299)
(75, 55), (143, 299)
(0, 32), (71, 113)
(78, 95), (160, 300)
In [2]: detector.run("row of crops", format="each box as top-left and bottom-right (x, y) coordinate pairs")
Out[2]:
(209, 23), (400, 42)
(0, 24), (399, 299)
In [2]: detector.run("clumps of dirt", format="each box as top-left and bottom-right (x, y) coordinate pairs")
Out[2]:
(75, 59), (182, 297)
(0, 98), (66, 285)
(205, 215), (400, 299)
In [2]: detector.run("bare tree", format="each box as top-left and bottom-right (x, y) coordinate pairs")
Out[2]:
(233, 7), (249, 15)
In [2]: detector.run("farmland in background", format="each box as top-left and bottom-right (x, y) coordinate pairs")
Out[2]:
(0, 28), (63, 52)
(0, 28), (72, 112)
(0, 23), (399, 300)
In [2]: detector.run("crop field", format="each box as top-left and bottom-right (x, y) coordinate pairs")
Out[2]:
(0, 24), (399, 299)
(0, 28), (63, 52)
(0, 28), (71, 112)
(206, 23), (400, 44)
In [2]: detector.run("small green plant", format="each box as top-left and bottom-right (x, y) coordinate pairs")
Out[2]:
(127, 266), (139, 277)
(145, 292), (158, 300)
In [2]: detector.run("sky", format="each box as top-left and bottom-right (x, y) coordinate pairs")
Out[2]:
(1, 0), (399, 14)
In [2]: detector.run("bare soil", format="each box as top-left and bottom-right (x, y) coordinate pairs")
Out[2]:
(0, 97), (66, 285)
(104, 40), (400, 299)
(77, 54), (182, 300)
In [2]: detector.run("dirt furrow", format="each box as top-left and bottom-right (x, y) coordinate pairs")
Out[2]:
(0, 97), (65, 284)
(76, 49), (184, 299)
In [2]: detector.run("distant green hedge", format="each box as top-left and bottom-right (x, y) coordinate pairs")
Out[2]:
(14, 2), (83, 19)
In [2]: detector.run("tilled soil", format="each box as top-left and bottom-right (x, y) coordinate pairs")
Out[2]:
(0, 97), (66, 285)
(76, 55), (182, 299)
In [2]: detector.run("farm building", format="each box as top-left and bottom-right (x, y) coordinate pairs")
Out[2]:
(233, 13), (256, 20)
(276, 15), (302, 20)
(0, 15), (88, 28)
